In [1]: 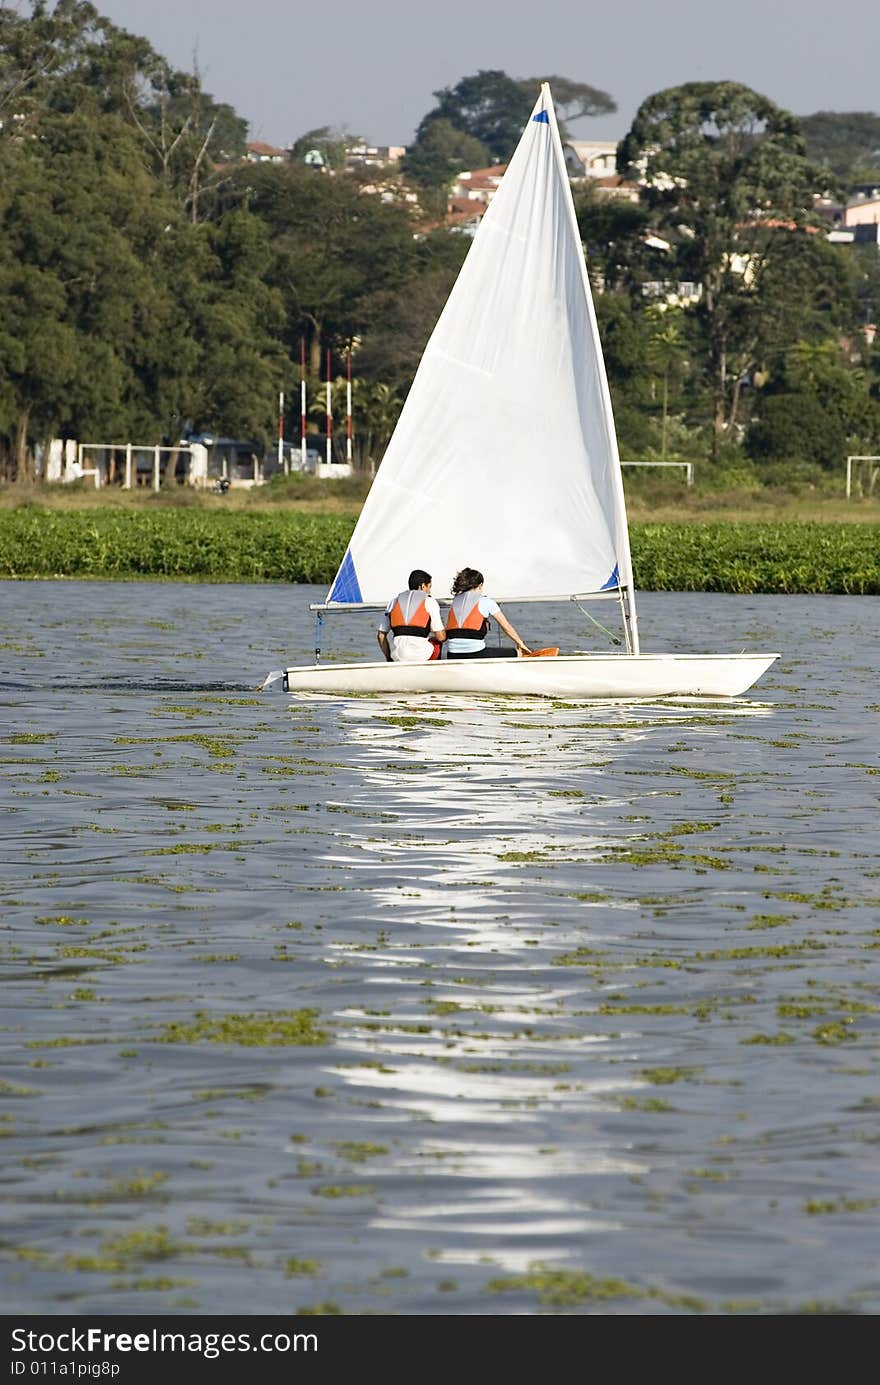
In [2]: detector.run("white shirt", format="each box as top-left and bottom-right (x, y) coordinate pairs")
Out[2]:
(378, 590), (444, 663)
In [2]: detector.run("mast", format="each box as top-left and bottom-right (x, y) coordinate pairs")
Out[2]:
(542, 84), (640, 654)
(325, 348), (332, 467)
(300, 339), (307, 471)
(346, 346), (353, 463)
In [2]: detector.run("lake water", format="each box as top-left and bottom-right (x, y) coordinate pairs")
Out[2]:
(1, 581), (878, 1316)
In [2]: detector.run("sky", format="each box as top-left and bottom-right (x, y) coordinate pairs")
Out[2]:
(91, 0), (879, 149)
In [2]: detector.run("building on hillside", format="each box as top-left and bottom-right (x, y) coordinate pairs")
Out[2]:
(813, 194), (845, 227)
(344, 143), (405, 169)
(845, 190), (880, 227)
(641, 280), (702, 307)
(449, 165), (508, 205)
(563, 139), (619, 179)
(849, 182), (880, 201)
(430, 158), (638, 237)
(245, 141), (287, 163)
(358, 178), (418, 204)
(591, 173), (640, 202)
(445, 200), (489, 236)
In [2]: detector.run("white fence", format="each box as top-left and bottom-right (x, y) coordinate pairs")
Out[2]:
(44, 441), (271, 490)
(43, 441), (205, 489)
(621, 461), (694, 486)
(77, 443), (204, 491)
(45, 438), (353, 488)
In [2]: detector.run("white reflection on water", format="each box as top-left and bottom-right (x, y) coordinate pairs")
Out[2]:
(300, 695), (778, 911)
(327, 1058), (634, 1117)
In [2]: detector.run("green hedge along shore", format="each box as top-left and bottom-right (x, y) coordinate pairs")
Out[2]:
(0, 509), (878, 594)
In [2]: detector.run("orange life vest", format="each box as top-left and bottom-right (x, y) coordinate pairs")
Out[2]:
(388, 591), (432, 637)
(446, 591), (490, 641)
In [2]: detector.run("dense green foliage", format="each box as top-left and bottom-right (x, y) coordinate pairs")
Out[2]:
(1, 510), (877, 592)
(799, 112), (880, 182)
(632, 522), (880, 594)
(578, 82), (880, 467)
(618, 83), (845, 452)
(411, 69), (615, 165)
(1, 6), (879, 486)
(402, 119), (490, 191)
(0, 509), (355, 580)
(0, 2), (284, 474)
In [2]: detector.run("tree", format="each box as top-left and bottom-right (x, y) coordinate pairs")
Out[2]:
(0, 3), (249, 222)
(0, 109), (191, 474)
(850, 242), (880, 333)
(645, 310), (689, 458)
(355, 381), (403, 465)
(184, 209), (287, 443)
(402, 118), (489, 190)
(573, 180), (654, 294)
(799, 111), (880, 183)
(0, 103), (284, 477)
(522, 73), (616, 129)
(126, 75), (248, 222)
(618, 81), (835, 454)
(745, 390), (846, 468)
(289, 126), (351, 171)
(414, 69), (615, 165)
(0, 0), (109, 127)
(414, 70), (530, 164)
(746, 338), (880, 468)
(222, 162), (422, 378)
(357, 266), (463, 394)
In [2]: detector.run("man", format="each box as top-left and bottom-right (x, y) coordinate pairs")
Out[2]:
(377, 569), (446, 663)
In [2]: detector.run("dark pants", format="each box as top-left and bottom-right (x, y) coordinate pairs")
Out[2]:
(446, 647), (519, 660)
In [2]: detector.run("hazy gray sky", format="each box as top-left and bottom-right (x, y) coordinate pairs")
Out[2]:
(94, 0), (878, 147)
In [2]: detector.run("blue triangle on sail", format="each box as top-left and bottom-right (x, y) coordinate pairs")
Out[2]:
(532, 111), (549, 124)
(601, 563), (620, 591)
(329, 549), (362, 603)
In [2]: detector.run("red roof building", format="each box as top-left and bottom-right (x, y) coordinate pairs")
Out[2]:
(245, 141), (287, 163)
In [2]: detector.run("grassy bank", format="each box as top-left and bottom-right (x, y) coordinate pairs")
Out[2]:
(2, 471), (878, 524)
(0, 508), (878, 592)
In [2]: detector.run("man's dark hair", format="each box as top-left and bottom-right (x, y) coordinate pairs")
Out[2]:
(408, 569), (431, 590)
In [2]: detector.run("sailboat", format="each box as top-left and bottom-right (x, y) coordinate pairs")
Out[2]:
(265, 85), (778, 700)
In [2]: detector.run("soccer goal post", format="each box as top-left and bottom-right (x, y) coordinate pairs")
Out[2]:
(846, 455), (880, 498)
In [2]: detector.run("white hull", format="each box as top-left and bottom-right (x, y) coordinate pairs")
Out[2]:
(273, 652), (779, 700)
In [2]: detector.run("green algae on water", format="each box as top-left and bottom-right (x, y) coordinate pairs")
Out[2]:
(155, 1009), (329, 1047)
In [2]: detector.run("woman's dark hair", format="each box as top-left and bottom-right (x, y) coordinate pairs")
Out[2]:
(408, 569), (431, 590)
(451, 567), (483, 596)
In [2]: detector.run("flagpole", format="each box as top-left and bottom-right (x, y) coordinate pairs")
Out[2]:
(300, 340), (307, 472)
(346, 346), (353, 463)
(326, 348), (332, 468)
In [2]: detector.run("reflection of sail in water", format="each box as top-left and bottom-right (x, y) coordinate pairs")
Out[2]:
(298, 691), (774, 954)
(301, 694), (775, 904)
(291, 693), (780, 1273)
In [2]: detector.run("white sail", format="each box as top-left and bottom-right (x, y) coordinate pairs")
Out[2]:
(325, 84), (635, 608)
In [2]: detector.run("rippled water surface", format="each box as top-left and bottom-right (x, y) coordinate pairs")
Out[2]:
(1, 580), (878, 1316)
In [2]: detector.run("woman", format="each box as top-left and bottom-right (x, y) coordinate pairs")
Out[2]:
(444, 568), (533, 659)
